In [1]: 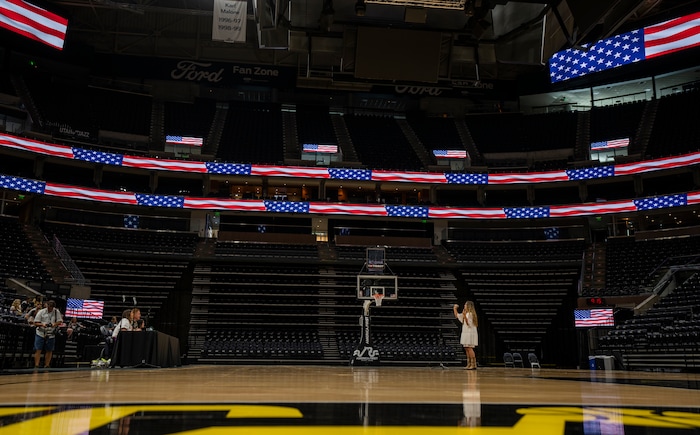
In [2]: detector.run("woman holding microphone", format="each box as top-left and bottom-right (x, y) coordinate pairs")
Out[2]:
(453, 301), (479, 370)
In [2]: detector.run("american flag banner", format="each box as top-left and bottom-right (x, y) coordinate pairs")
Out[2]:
(633, 193), (687, 211)
(687, 191), (700, 205)
(550, 12), (700, 83)
(645, 12), (700, 58)
(263, 200), (310, 213)
(308, 203), (388, 216)
(433, 149), (468, 159)
(328, 168), (372, 181)
(428, 207), (507, 219)
(488, 171), (570, 184)
(503, 207), (550, 219)
(183, 198), (266, 211)
(251, 165), (331, 179)
(590, 138), (630, 150)
(123, 215), (139, 229)
(549, 200), (638, 217)
(385, 205), (429, 218)
(549, 31), (643, 82)
(72, 148), (124, 165)
(135, 194), (185, 208)
(0, 133), (75, 158)
(122, 156), (208, 173)
(6, 131), (700, 187)
(0, 0), (68, 50)
(444, 172), (488, 185)
(575, 308), (614, 327)
(9, 168), (700, 220)
(544, 227), (560, 239)
(614, 152), (700, 176)
(0, 175), (46, 194)
(302, 144), (338, 153)
(43, 183), (138, 205)
(371, 170), (448, 183)
(204, 162), (252, 175)
(165, 135), (203, 146)
(65, 298), (105, 319)
(565, 166), (615, 181)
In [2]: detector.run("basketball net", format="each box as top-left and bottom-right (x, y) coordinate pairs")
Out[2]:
(373, 293), (384, 307)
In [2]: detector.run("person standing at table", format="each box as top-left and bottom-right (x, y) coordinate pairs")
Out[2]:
(112, 309), (133, 340)
(33, 300), (63, 369)
(108, 309), (135, 367)
(131, 308), (143, 331)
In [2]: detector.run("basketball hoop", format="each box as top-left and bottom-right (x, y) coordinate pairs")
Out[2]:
(373, 293), (384, 307)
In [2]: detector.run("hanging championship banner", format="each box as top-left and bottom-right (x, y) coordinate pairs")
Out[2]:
(212, 0), (247, 43)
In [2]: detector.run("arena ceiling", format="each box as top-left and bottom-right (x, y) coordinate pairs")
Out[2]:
(45, 0), (697, 86)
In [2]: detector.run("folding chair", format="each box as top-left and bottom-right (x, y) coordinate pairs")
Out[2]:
(528, 352), (541, 369)
(503, 352), (514, 368)
(512, 352), (524, 367)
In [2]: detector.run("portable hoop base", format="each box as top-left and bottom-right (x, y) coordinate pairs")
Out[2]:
(351, 299), (381, 366)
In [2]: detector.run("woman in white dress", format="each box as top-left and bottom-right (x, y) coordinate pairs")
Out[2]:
(453, 301), (479, 370)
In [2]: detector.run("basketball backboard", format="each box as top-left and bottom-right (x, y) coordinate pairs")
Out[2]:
(356, 274), (398, 300)
(366, 248), (386, 272)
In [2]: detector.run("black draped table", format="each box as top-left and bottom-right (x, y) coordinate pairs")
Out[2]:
(111, 331), (181, 368)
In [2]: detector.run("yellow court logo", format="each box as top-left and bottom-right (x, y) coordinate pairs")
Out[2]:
(0, 405), (699, 435)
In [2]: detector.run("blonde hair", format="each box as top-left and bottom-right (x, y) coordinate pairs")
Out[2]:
(463, 301), (478, 327)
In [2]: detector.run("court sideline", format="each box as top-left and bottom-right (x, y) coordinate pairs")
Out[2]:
(0, 365), (699, 434)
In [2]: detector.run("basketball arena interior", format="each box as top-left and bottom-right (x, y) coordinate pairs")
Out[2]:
(1, 0), (700, 434)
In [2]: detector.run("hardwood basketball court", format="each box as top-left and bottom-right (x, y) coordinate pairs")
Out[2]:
(1, 365), (699, 434)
